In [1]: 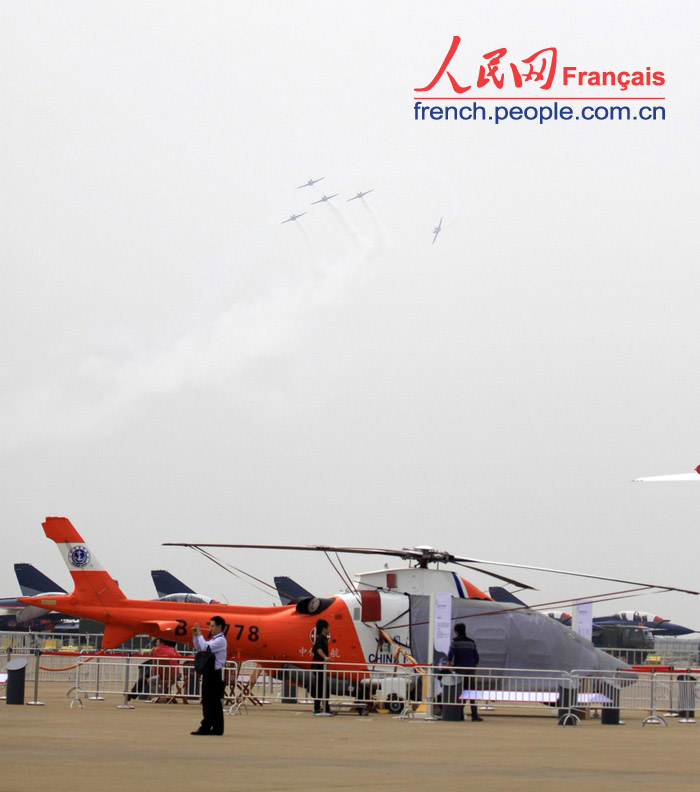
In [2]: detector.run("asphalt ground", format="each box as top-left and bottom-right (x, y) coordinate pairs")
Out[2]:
(2, 683), (699, 792)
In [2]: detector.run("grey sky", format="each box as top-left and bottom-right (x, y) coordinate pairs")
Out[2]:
(2, 2), (700, 629)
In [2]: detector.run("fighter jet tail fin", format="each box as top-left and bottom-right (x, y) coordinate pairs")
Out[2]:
(151, 570), (195, 598)
(274, 576), (313, 605)
(14, 563), (66, 597)
(488, 586), (528, 606)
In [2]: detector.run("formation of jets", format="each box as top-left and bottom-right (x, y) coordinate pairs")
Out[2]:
(283, 177), (446, 244)
(282, 177), (373, 225)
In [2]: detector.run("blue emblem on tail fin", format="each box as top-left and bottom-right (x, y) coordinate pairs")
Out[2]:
(69, 545), (91, 568)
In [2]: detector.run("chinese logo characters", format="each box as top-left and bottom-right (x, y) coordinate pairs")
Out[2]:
(416, 36), (557, 93)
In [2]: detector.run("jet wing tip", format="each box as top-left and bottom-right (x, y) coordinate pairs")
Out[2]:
(634, 474), (700, 482)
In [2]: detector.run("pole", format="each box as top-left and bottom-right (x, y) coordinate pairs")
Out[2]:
(642, 670), (667, 726)
(88, 656), (104, 701)
(426, 592), (436, 719)
(117, 653), (135, 709)
(322, 661), (328, 712)
(0, 647), (10, 700)
(68, 654), (84, 708)
(26, 649), (44, 706)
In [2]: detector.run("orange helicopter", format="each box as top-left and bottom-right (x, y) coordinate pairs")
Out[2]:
(19, 516), (698, 673)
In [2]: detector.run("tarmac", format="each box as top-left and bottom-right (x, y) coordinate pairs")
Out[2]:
(2, 682), (700, 792)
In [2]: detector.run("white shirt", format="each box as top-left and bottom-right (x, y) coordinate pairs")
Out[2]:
(193, 631), (227, 670)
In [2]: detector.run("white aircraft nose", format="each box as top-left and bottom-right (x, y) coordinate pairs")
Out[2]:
(634, 473), (700, 482)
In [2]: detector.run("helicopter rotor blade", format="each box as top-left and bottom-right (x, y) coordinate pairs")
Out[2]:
(449, 555), (699, 596)
(451, 562), (537, 591)
(163, 542), (423, 559)
(162, 542), (699, 596)
(164, 543), (538, 590)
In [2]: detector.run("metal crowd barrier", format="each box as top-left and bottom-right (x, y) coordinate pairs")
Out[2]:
(234, 659), (699, 726)
(0, 631), (195, 656)
(1, 648), (239, 709)
(588, 644), (700, 668)
(60, 655), (240, 709)
(3, 646), (698, 725)
(0, 631), (106, 653)
(3, 631), (696, 669)
(570, 669), (699, 725)
(233, 659), (387, 715)
(234, 660), (580, 720)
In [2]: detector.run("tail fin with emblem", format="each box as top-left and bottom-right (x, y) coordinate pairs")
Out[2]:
(41, 516), (126, 606)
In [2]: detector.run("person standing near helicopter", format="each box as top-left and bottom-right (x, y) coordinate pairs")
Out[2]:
(448, 623), (483, 722)
(311, 619), (333, 715)
(191, 616), (228, 735)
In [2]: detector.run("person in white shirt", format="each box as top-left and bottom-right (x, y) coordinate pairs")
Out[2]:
(191, 616), (228, 735)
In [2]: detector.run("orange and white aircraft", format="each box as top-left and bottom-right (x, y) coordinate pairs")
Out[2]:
(19, 517), (371, 666)
(19, 517), (697, 673)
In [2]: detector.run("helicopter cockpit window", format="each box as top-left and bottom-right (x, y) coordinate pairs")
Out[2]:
(159, 593), (215, 604)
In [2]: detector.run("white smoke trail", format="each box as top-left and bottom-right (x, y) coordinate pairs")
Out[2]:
(328, 203), (361, 249)
(360, 200), (386, 260)
(0, 208), (394, 450)
(295, 222), (322, 278)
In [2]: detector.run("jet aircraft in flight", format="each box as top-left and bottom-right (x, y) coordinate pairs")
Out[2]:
(281, 212), (307, 224)
(634, 464), (700, 482)
(298, 177), (325, 189)
(347, 190), (374, 202)
(311, 194), (338, 205)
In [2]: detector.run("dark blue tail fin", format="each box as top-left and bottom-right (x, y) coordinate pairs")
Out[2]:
(14, 563), (66, 597)
(488, 586), (527, 606)
(151, 570), (195, 598)
(274, 576), (313, 605)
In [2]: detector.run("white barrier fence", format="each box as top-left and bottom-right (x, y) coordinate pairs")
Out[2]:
(3, 631), (698, 669)
(2, 650), (240, 708)
(0, 631), (191, 655)
(3, 650), (698, 725)
(603, 645), (699, 668)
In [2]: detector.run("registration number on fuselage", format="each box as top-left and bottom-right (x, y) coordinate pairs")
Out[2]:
(174, 620), (259, 641)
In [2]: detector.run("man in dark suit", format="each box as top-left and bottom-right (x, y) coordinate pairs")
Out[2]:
(448, 623), (483, 722)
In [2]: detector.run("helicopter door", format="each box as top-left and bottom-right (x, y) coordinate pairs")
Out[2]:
(360, 590), (381, 622)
